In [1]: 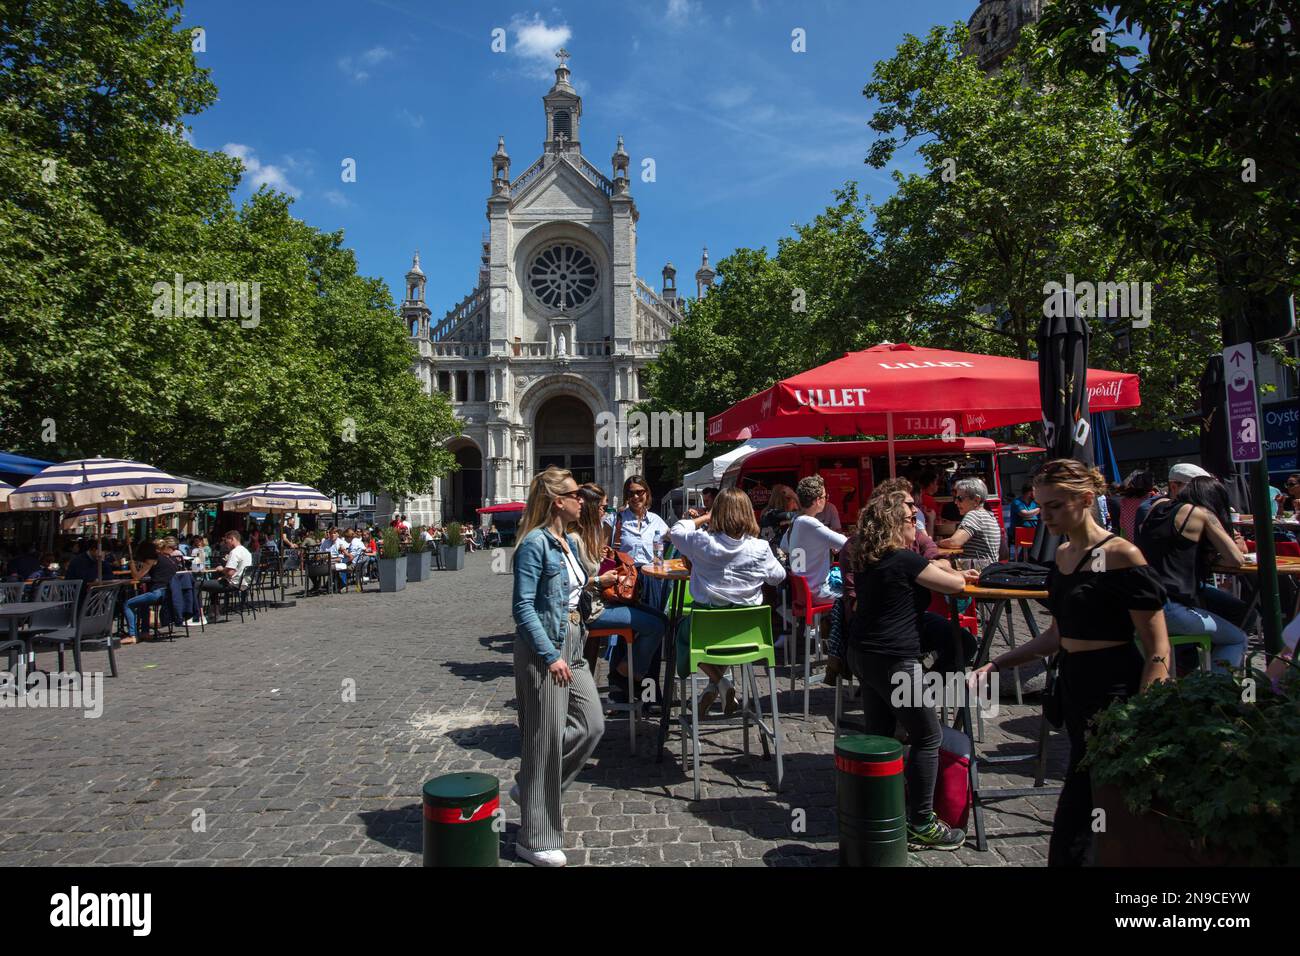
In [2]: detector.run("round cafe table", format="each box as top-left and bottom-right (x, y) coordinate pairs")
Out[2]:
(640, 558), (691, 762)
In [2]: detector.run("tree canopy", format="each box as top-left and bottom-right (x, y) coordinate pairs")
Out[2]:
(0, 0), (459, 496)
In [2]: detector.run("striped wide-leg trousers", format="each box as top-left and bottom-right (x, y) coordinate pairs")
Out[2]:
(514, 619), (605, 851)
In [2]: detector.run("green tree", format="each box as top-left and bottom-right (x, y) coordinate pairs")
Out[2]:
(0, 0), (459, 495)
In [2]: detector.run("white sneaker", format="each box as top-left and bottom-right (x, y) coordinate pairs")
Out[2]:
(719, 676), (739, 715)
(516, 844), (567, 867)
(509, 783), (521, 805)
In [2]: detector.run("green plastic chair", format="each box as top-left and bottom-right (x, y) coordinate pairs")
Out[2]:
(678, 605), (783, 801)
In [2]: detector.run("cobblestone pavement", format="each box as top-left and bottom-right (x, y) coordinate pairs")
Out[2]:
(0, 551), (1066, 866)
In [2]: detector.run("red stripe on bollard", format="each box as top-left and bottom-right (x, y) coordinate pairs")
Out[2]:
(835, 754), (904, 777)
(423, 797), (500, 824)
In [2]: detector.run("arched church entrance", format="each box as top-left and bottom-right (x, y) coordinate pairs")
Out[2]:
(534, 395), (595, 485)
(447, 443), (482, 524)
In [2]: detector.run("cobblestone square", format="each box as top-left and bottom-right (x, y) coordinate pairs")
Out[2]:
(0, 551), (1065, 866)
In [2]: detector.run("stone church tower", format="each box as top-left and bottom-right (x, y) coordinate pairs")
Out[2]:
(393, 51), (713, 525)
(964, 0), (1044, 73)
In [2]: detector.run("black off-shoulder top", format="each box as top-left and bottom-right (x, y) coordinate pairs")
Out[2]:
(1046, 546), (1167, 642)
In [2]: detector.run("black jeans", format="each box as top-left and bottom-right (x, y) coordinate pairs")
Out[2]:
(846, 644), (942, 824)
(1048, 642), (1142, 867)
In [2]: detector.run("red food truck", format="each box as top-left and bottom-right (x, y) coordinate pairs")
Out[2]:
(718, 437), (1005, 530)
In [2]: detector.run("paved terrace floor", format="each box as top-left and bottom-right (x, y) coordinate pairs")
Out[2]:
(0, 551), (1066, 866)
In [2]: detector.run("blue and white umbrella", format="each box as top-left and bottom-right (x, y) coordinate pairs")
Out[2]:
(9, 457), (189, 579)
(8, 457), (188, 511)
(0, 479), (12, 513)
(61, 500), (184, 532)
(221, 481), (333, 514)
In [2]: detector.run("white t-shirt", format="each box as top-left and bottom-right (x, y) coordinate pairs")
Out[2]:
(225, 544), (253, 583)
(670, 520), (786, 606)
(782, 515), (848, 600)
(560, 544), (585, 610)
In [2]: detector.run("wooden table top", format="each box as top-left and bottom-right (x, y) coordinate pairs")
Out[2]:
(639, 559), (690, 580)
(1215, 557), (1300, 575)
(961, 584), (1049, 600)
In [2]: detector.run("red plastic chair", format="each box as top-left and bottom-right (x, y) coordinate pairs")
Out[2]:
(1013, 526), (1036, 560)
(788, 574), (835, 720)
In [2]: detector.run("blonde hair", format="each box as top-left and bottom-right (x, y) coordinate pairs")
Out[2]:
(762, 484), (797, 517)
(516, 466), (575, 545)
(709, 488), (760, 539)
(1032, 458), (1106, 499)
(850, 489), (912, 568)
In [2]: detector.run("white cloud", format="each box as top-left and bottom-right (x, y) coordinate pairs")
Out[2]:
(509, 13), (572, 77)
(323, 189), (351, 208)
(338, 45), (392, 82)
(397, 107), (425, 129)
(709, 85), (753, 110)
(222, 143), (302, 198)
(666, 0), (701, 27)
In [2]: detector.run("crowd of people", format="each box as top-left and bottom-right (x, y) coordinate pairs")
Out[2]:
(508, 456), (1296, 868)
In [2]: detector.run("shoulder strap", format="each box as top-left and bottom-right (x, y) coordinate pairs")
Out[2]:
(1176, 503), (1197, 534)
(613, 513), (623, 547)
(1072, 533), (1117, 573)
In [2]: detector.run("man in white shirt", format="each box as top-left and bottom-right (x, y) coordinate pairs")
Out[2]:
(198, 530), (253, 616)
(782, 475), (848, 601)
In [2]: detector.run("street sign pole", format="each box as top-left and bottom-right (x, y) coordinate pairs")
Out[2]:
(1224, 342), (1284, 658)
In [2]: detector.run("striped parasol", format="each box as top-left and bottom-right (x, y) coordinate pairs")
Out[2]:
(8, 457), (189, 579)
(0, 479), (12, 513)
(221, 481), (333, 514)
(61, 500), (184, 532)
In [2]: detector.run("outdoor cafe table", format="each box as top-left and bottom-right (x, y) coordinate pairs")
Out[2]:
(947, 582), (1061, 853)
(1213, 556), (1300, 636)
(1, 601), (76, 669)
(643, 559), (691, 762)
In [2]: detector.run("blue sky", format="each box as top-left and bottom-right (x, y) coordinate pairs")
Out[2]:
(181, 0), (978, 317)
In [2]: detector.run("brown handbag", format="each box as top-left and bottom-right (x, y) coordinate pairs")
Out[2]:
(598, 515), (638, 604)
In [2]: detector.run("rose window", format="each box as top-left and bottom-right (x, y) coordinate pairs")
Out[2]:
(528, 243), (598, 310)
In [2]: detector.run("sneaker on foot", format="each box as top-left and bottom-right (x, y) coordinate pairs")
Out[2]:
(696, 682), (719, 720)
(516, 844), (567, 867)
(719, 677), (739, 715)
(907, 812), (965, 851)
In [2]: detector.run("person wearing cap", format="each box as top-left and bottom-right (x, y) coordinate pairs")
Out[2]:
(1135, 463), (1210, 533)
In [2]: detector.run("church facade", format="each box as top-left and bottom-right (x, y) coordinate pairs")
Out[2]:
(391, 52), (714, 526)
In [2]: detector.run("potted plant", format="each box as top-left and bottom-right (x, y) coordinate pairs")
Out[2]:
(406, 525), (430, 583)
(377, 527), (406, 592)
(442, 521), (466, 571)
(1084, 669), (1300, 866)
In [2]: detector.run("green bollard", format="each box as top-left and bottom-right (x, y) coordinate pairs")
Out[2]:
(422, 773), (500, 867)
(835, 734), (908, 867)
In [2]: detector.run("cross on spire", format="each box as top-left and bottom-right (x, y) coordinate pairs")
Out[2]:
(556, 48), (570, 68)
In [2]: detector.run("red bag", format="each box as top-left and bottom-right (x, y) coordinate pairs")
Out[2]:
(598, 515), (638, 604)
(933, 726), (973, 831)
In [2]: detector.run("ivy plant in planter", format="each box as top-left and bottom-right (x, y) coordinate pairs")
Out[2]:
(406, 525), (430, 582)
(377, 527), (407, 592)
(442, 521), (466, 571)
(1084, 670), (1300, 866)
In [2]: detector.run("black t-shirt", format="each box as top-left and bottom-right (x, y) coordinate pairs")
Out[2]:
(149, 553), (179, 592)
(849, 548), (931, 657)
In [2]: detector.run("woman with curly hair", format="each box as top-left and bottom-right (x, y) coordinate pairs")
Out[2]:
(847, 485), (976, 851)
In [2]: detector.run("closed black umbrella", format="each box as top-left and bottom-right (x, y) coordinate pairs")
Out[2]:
(1198, 355), (1252, 513)
(1030, 291), (1093, 564)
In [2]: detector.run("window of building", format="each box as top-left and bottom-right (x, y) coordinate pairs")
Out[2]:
(529, 242), (598, 310)
(553, 110), (571, 141)
(438, 371), (451, 396)
(456, 371), (469, 403)
(474, 370), (487, 402)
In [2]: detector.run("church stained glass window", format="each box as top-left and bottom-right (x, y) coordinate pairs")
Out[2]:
(528, 242), (598, 310)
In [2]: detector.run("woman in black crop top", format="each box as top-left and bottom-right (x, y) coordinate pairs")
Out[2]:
(969, 459), (1170, 866)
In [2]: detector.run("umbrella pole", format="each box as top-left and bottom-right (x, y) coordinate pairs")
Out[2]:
(96, 504), (103, 582)
(887, 413), (897, 478)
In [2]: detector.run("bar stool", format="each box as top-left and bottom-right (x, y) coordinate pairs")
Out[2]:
(788, 574), (834, 719)
(588, 625), (642, 752)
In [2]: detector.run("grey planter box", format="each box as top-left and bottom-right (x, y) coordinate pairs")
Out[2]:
(406, 552), (430, 582)
(443, 545), (466, 570)
(378, 556), (407, 592)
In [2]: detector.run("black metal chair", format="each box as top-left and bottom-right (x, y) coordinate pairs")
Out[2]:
(18, 579), (83, 672)
(304, 551), (332, 595)
(0, 582), (23, 672)
(34, 583), (120, 676)
(230, 565), (258, 622)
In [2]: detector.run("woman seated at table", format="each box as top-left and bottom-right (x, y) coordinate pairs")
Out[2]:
(604, 475), (673, 611)
(758, 484), (798, 554)
(970, 459), (1170, 866)
(937, 478), (1001, 567)
(670, 488), (787, 718)
(124, 538), (180, 639)
(1136, 475), (1249, 669)
(571, 483), (667, 703)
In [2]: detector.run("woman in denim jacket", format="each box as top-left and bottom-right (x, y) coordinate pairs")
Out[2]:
(510, 466), (605, 867)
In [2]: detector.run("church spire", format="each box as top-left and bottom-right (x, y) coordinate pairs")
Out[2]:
(543, 48), (581, 153)
(695, 246), (716, 298)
